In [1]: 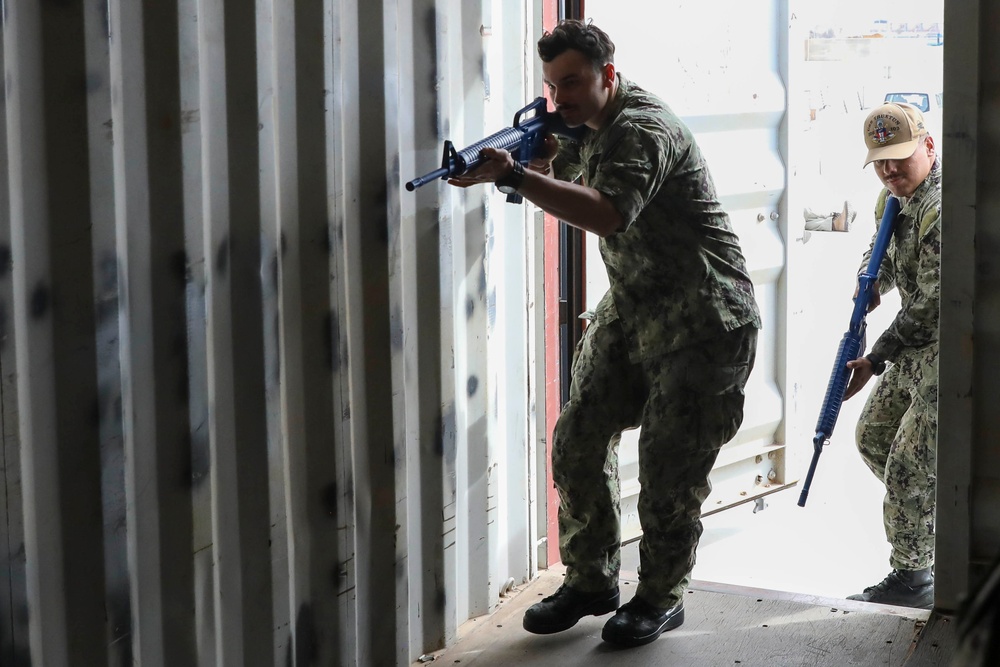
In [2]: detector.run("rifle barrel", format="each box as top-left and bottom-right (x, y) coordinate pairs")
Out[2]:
(797, 434), (826, 507)
(799, 195), (900, 508)
(406, 167), (450, 191)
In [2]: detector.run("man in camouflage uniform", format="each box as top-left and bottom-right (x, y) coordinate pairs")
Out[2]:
(842, 102), (941, 609)
(449, 20), (761, 646)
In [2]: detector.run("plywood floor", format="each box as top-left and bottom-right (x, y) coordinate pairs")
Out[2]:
(415, 566), (955, 667)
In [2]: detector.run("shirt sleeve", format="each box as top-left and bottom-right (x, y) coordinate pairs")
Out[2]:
(588, 121), (678, 231)
(871, 208), (941, 361)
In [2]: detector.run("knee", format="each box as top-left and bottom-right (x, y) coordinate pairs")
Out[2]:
(855, 419), (876, 453)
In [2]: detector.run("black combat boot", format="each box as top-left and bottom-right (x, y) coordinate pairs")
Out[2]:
(522, 584), (620, 634)
(601, 595), (685, 647)
(847, 568), (934, 609)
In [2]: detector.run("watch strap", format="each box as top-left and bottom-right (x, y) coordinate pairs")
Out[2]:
(496, 160), (525, 192)
(866, 353), (887, 376)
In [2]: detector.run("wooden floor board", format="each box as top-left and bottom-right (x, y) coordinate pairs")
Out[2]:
(901, 613), (958, 666)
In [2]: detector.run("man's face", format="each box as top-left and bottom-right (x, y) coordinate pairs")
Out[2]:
(542, 49), (614, 129)
(873, 136), (936, 198)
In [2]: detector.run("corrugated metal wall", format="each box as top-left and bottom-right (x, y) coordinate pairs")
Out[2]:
(0, 1), (543, 665)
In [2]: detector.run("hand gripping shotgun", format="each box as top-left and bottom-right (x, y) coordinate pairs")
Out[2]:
(405, 97), (584, 203)
(797, 194), (901, 507)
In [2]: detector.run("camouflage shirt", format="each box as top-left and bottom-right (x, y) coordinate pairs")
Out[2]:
(552, 74), (761, 362)
(861, 158), (942, 362)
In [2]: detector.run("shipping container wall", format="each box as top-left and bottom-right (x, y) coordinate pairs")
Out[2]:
(2, 1), (999, 666)
(0, 1), (543, 665)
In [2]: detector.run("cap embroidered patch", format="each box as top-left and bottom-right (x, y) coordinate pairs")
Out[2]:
(861, 103), (928, 167)
(870, 118), (897, 145)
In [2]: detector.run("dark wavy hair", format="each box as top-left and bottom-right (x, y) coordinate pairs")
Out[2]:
(537, 19), (616, 71)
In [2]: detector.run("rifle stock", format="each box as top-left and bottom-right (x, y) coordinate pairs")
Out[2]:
(405, 97), (584, 202)
(798, 194), (901, 507)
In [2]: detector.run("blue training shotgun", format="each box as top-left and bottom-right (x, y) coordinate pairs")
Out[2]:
(798, 194), (901, 507)
(405, 97), (584, 203)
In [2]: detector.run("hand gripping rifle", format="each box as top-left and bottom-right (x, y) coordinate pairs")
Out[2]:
(405, 97), (584, 203)
(797, 194), (901, 507)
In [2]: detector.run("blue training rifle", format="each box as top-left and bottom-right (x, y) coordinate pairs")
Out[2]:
(798, 194), (901, 507)
(405, 97), (584, 203)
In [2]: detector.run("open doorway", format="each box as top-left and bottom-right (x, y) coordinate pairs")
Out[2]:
(569, 0), (944, 600)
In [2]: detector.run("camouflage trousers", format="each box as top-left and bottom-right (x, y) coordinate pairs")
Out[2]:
(552, 318), (757, 609)
(856, 343), (938, 570)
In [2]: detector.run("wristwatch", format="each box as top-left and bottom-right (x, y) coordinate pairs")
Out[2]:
(866, 353), (887, 376)
(496, 161), (525, 194)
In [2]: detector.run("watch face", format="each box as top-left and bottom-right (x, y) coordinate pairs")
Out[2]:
(496, 161), (524, 195)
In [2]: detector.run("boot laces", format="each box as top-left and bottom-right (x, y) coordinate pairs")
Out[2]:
(865, 570), (914, 594)
(541, 585), (567, 603)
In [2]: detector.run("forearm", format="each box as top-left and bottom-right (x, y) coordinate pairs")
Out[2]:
(518, 168), (624, 237)
(447, 146), (624, 236)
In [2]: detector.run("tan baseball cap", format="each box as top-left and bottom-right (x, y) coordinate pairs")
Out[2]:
(862, 102), (929, 167)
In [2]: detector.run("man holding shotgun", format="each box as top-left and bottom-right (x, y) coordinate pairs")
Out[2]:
(843, 102), (941, 609)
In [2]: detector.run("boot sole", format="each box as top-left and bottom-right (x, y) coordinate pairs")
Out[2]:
(846, 594), (934, 610)
(522, 593), (620, 634)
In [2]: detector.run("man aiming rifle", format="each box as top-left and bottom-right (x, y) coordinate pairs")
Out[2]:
(447, 19), (761, 647)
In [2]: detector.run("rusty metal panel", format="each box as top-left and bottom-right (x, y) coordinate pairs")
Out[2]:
(442, 3), (494, 626)
(267, 0), (348, 663)
(176, 0), (218, 663)
(392, 0), (453, 656)
(485, 0), (535, 596)
(0, 9), (29, 667)
(86, 0), (131, 665)
(196, 0), (275, 664)
(393, 0), (545, 650)
(4, 2), (108, 665)
(108, 1), (199, 664)
(327, 0), (363, 664)
(0, 1), (544, 665)
(253, 2), (295, 665)
(337, 0), (405, 663)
